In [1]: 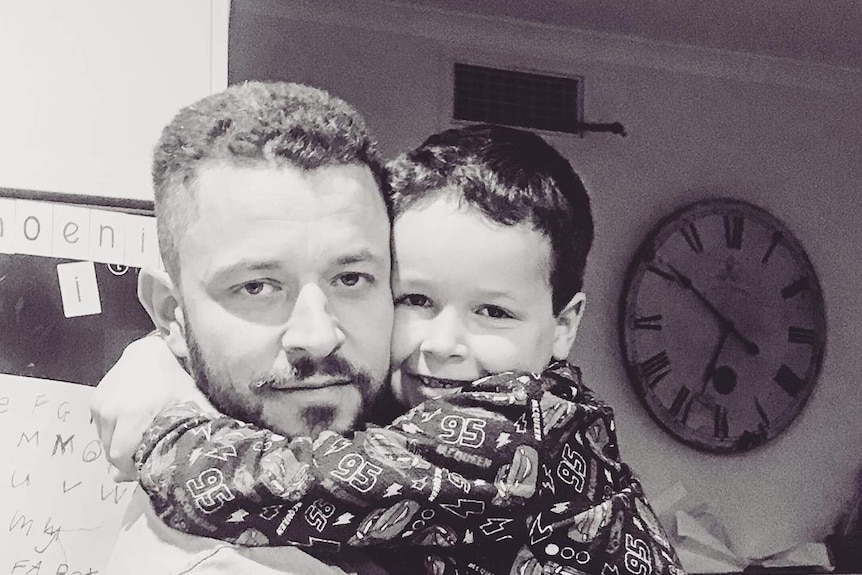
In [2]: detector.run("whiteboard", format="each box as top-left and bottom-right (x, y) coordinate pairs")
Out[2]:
(1, 375), (134, 573)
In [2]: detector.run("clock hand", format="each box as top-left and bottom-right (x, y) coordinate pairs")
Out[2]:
(664, 262), (760, 356)
(702, 323), (730, 394)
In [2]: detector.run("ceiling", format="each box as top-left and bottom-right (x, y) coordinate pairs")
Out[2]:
(392, 0), (862, 70)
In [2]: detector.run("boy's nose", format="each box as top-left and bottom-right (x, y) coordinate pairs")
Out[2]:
(419, 307), (468, 360)
(281, 284), (345, 360)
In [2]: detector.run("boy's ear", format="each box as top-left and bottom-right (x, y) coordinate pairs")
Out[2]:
(137, 267), (190, 360)
(552, 292), (586, 361)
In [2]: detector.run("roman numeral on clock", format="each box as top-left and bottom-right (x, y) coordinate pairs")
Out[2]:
(646, 265), (675, 282)
(761, 231), (782, 264)
(639, 351), (671, 388)
(782, 277), (809, 299)
(788, 326), (816, 345)
(774, 364), (805, 397)
(714, 405), (729, 439)
(633, 314), (663, 330)
(754, 397), (770, 428)
(723, 214), (744, 249)
(680, 223), (704, 254)
(669, 386), (692, 423)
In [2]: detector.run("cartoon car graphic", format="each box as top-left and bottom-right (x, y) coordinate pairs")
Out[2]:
(494, 445), (540, 504)
(349, 500), (421, 546)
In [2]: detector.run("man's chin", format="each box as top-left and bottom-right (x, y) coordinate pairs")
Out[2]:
(260, 385), (363, 437)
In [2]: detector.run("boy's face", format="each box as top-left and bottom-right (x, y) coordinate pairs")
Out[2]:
(390, 192), (583, 407)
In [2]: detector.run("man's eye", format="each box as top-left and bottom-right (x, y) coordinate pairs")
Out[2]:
(238, 281), (276, 296)
(477, 305), (514, 319)
(395, 293), (431, 308)
(335, 272), (372, 288)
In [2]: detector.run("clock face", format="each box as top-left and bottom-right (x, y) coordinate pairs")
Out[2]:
(619, 198), (826, 453)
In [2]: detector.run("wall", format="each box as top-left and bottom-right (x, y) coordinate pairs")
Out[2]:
(0, 0), (228, 201)
(232, 0), (862, 559)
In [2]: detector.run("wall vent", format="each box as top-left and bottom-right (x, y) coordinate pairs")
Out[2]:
(453, 63), (583, 135)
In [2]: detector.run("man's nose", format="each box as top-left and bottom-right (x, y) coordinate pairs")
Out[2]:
(419, 307), (468, 360)
(281, 284), (345, 359)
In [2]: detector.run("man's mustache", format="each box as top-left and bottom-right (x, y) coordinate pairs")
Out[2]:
(249, 354), (362, 391)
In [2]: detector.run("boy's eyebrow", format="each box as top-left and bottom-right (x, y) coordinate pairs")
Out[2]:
(475, 289), (520, 301)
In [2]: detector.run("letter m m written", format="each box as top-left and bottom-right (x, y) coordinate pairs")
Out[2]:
(53, 433), (75, 455)
(17, 431), (39, 447)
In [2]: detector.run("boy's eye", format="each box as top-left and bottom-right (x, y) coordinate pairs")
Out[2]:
(395, 293), (431, 308)
(477, 305), (515, 320)
(334, 272), (373, 288)
(237, 281), (277, 297)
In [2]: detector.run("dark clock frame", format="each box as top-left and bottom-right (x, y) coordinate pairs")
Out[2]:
(618, 197), (827, 454)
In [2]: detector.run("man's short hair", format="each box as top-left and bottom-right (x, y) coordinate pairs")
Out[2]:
(387, 123), (594, 313)
(152, 81), (389, 282)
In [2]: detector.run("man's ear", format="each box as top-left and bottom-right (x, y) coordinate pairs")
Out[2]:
(137, 267), (189, 360)
(552, 292), (586, 361)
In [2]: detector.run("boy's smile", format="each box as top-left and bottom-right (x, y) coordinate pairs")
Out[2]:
(389, 192), (580, 406)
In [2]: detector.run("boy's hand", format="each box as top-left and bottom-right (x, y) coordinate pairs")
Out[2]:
(90, 334), (213, 482)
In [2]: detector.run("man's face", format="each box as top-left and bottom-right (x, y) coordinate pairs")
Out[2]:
(173, 163), (393, 437)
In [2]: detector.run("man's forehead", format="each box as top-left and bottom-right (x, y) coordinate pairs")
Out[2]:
(187, 161), (381, 215)
(176, 161), (391, 274)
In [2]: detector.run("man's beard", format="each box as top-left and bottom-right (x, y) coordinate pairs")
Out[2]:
(183, 317), (380, 436)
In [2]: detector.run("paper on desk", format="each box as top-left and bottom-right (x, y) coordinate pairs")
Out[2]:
(751, 542), (833, 570)
(674, 507), (748, 572)
(651, 482), (747, 572)
(651, 482), (833, 573)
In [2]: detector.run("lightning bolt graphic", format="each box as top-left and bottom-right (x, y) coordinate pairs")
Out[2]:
(190, 421), (214, 440)
(333, 512), (354, 526)
(480, 517), (513, 536)
(401, 422), (422, 434)
(227, 509), (249, 523)
(550, 502), (570, 514)
(383, 483), (403, 498)
(495, 432), (512, 449)
(420, 408), (442, 423)
(529, 513), (552, 545)
(541, 463), (556, 495)
(259, 505), (284, 520)
(324, 437), (351, 457)
(204, 443), (237, 462)
(441, 499), (485, 518)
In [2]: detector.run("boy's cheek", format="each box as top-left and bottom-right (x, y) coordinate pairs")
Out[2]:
(473, 333), (552, 374)
(389, 312), (423, 365)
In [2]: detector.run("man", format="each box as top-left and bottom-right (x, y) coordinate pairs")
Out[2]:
(99, 81), (395, 574)
(96, 82), (683, 575)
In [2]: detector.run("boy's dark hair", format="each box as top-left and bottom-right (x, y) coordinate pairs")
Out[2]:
(387, 123), (594, 313)
(152, 81), (390, 283)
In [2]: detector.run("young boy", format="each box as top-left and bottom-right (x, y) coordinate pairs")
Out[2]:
(126, 124), (683, 575)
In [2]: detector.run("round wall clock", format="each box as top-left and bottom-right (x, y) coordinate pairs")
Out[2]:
(619, 198), (826, 453)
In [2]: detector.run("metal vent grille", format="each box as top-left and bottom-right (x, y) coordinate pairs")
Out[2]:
(453, 63), (583, 135)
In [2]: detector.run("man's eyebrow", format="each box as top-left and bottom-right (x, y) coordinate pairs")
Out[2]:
(334, 250), (387, 266)
(209, 260), (281, 279)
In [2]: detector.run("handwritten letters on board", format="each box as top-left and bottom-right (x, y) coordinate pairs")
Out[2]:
(2, 375), (132, 574)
